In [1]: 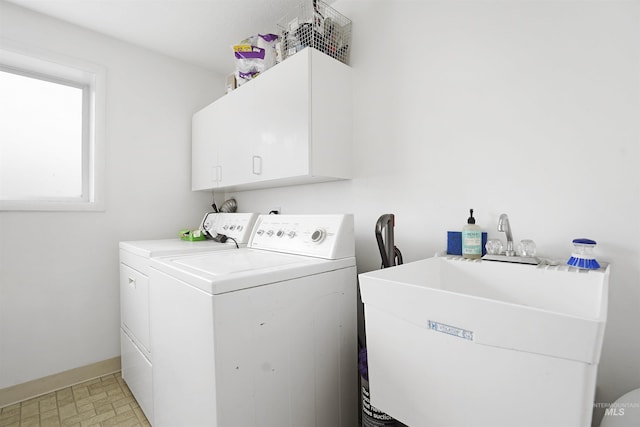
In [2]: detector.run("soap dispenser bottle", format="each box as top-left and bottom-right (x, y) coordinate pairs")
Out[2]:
(462, 209), (482, 259)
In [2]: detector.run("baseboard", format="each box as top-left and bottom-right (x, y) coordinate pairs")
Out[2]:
(0, 356), (121, 408)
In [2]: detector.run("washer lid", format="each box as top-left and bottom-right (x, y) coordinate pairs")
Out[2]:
(150, 249), (355, 295)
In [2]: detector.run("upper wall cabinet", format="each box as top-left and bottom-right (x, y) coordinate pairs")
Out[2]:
(192, 47), (352, 192)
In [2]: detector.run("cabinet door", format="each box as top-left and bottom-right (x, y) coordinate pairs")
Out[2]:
(216, 89), (255, 188)
(121, 330), (153, 423)
(120, 264), (150, 353)
(192, 103), (220, 191)
(247, 52), (310, 183)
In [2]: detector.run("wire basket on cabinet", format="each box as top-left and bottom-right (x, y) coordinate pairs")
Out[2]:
(277, 0), (352, 65)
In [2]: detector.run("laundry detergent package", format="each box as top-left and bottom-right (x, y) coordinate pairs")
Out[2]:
(256, 33), (279, 67)
(233, 44), (265, 86)
(233, 34), (279, 86)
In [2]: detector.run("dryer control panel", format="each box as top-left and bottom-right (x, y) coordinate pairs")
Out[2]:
(248, 214), (355, 259)
(199, 212), (259, 244)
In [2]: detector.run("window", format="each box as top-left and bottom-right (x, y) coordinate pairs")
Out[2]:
(0, 41), (105, 211)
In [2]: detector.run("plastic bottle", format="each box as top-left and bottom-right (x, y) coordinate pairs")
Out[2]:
(462, 209), (482, 259)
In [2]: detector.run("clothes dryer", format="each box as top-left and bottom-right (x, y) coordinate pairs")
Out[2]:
(118, 212), (258, 423)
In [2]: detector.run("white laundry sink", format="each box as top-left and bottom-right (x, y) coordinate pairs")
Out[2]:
(359, 255), (610, 427)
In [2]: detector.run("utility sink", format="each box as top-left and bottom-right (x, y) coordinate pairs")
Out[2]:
(359, 255), (610, 427)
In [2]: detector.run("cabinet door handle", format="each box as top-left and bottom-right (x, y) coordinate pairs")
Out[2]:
(128, 277), (136, 289)
(252, 156), (262, 175)
(211, 166), (222, 183)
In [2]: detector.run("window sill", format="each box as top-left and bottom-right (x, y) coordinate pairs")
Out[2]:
(0, 200), (105, 212)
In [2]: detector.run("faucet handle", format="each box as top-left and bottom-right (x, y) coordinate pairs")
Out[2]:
(518, 240), (537, 257)
(485, 239), (503, 255)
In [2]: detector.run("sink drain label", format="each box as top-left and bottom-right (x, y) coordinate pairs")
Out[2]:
(428, 320), (474, 341)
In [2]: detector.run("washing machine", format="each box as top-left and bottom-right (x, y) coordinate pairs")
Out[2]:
(148, 214), (358, 427)
(118, 212), (258, 423)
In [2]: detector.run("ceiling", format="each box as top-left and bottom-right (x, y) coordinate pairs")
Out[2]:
(5, 0), (334, 75)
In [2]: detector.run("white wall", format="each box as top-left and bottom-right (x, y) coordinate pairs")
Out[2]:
(0, 2), (222, 388)
(226, 0), (640, 424)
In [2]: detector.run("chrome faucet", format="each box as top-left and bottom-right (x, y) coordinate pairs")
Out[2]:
(498, 214), (516, 256)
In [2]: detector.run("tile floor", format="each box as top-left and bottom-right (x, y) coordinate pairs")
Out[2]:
(0, 372), (149, 427)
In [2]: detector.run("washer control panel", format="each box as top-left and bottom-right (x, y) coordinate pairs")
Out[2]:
(249, 214), (355, 259)
(199, 212), (259, 244)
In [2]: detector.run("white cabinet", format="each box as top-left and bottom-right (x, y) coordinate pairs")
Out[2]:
(121, 330), (152, 421)
(119, 248), (154, 424)
(192, 47), (352, 191)
(120, 263), (150, 352)
(191, 103), (219, 190)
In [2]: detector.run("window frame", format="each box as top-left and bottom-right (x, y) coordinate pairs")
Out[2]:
(0, 39), (106, 212)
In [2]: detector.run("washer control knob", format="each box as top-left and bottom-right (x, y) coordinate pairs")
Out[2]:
(256, 229), (264, 236)
(287, 231), (296, 238)
(276, 230), (285, 238)
(311, 229), (325, 243)
(237, 225), (243, 231)
(266, 230), (274, 237)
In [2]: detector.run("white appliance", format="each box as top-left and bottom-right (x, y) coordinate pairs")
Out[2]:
(118, 212), (259, 424)
(148, 214), (358, 427)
